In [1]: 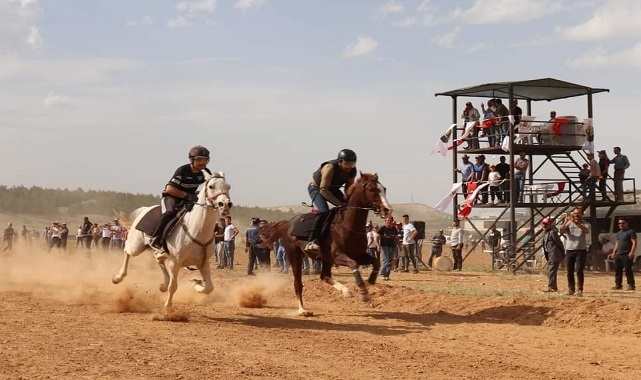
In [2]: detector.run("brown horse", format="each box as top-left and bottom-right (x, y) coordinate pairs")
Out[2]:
(264, 172), (392, 316)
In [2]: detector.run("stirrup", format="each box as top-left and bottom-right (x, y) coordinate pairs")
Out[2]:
(304, 241), (320, 253)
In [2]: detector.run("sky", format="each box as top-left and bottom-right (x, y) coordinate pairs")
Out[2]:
(1, 0), (640, 209)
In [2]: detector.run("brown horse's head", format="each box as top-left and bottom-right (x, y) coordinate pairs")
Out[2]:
(346, 172), (392, 219)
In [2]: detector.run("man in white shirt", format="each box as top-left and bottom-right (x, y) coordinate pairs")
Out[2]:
(366, 223), (381, 260)
(400, 214), (419, 273)
(450, 219), (464, 271)
(223, 216), (239, 270)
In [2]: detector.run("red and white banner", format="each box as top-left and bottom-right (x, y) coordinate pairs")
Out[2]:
(458, 182), (490, 220)
(433, 183), (464, 212)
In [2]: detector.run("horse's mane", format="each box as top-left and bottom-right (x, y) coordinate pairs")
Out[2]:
(346, 172), (377, 198)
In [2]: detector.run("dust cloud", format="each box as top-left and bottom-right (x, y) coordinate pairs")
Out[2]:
(0, 244), (290, 313)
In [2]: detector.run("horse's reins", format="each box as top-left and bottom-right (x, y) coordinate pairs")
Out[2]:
(335, 178), (386, 234)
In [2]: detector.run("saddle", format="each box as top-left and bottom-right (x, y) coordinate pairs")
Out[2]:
(290, 208), (340, 241)
(135, 205), (188, 240)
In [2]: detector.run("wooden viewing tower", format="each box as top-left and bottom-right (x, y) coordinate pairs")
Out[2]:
(435, 78), (637, 272)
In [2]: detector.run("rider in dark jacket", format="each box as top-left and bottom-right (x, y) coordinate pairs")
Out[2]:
(149, 145), (212, 258)
(305, 149), (357, 253)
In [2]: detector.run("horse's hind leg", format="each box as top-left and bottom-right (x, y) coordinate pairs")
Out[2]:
(320, 260), (352, 298)
(334, 253), (370, 302)
(289, 249), (312, 317)
(112, 253), (130, 284)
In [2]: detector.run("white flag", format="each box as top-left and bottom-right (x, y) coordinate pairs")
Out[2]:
(434, 183), (464, 212)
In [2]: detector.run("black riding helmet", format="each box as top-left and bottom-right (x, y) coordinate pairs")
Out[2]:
(337, 148), (357, 163)
(189, 145), (210, 159)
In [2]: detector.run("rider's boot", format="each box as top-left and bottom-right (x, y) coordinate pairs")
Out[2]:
(304, 214), (324, 254)
(150, 213), (174, 260)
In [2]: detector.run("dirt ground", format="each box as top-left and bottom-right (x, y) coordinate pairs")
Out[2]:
(1, 242), (641, 380)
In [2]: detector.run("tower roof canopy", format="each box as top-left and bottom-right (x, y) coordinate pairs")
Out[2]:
(435, 77), (609, 101)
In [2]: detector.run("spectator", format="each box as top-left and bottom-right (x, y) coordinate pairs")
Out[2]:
(610, 217), (636, 291)
(488, 225), (502, 262)
(578, 163), (590, 195)
(81, 217), (93, 249)
(245, 218), (264, 276)
(214, 218), (226, 268)
(496, 156), (510, 203)
(541, 217), (564, 293)
(592, 235), (614, 271)
(494, 98), (510, 144)
(256, 220), (272, 271)
(76, 225), (84, 248)
(514, 152), (529, 203)
(21, 225), (28, 241)
(378, 216), (399, 281)
(428, 229), (446, 269)
(480, 99), (498, 147)
(60, 223), (69, 250)
(596, 150), (611, 202)
(560, 207), (591, 296)
(455, 154), (474, 195)
(111, 219), (124, 250)
(366, 222), (381, 260)
(3, 223), (16, 252)
(451, 219), (464, 271)
(92, 223), (101, 250)
(471, 155), (489, 204)
(512, 99), (522, 127)
(585, 152), (600, 201)
(101, 223), (112, 250)
(610, 146), (630, 201)
(48, 222), (63, 252)
(461, 101), (481, 149)
(400, 215), (419, 273)
(223, 216), (239, 270)
(275, 238), (289, 274)
(487, 164), (503, 204)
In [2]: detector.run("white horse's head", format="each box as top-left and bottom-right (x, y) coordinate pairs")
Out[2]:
(200, 170), (233, 216)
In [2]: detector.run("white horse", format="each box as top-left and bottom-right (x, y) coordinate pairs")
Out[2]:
(112, 171), (232, 309)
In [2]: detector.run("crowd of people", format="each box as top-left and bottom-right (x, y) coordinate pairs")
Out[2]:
(2, 217), (128, 253)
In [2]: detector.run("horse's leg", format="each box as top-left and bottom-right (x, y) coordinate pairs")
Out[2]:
(361, 254), (380, 285)
(193, 251), (214, 294)
(163, 258), (180, 310)
(334, 253), (370, 302)
(320, 259), (352, 298)
(111, 253), (130, 284)
(112, 232), (146, 284)
(289, 248), (312, 317)
(158, 260), (170, 292)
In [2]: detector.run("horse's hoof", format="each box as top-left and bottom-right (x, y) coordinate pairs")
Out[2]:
(343, 290), (353, 298)
(112, 275), (122, 284)
(360, 293), (371, 302)
(368, 279), (377, 285)
(298, 310), (314, 317)
(159, 283), (168, 292)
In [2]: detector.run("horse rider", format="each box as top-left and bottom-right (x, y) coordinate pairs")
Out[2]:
(305, 148), (358, 253)
(149, 145), (212, 258)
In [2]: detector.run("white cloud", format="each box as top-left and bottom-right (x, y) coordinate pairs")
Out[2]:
(26, 25), (43, 51)
(566, 44), (641, 69)
(465, 42), (492, 54)
(167, 15), (191, 28)
(342, 36), (379, 59)
(43, 92), (72, 109)
(393, 16), (416, 28)
(376, 1), (404, 18)
(176, 0), (217, 14)
(168, 0), (217, 28)
(0, 0), (43, 53)
(127, 15), (153, 27)
(235, 0), (266, 11)
(431, 27), (460, 48)
(453, 0), (564, 25)
(557, 0), (641, 41)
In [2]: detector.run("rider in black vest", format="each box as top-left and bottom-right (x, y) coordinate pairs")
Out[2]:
(305, 149), (358, 253)
(149, 145), (212, 258)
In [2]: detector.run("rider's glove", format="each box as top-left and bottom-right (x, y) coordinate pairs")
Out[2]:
(185, 193), (198, 203)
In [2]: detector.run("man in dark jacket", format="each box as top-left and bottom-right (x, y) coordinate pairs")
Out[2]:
(541, 217), (565, 292)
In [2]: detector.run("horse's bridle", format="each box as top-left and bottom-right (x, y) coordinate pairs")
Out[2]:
(359, 178), (387, 216)
(194, 175), (231, 213)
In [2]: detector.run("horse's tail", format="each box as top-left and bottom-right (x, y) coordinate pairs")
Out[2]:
(262, 220), (290, 246)
(115, 207), (147, 230)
